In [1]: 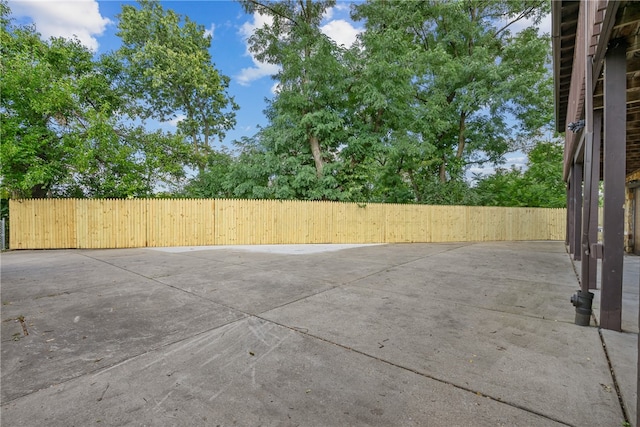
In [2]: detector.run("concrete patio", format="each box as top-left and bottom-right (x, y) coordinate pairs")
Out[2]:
(0, 241), (636, 426)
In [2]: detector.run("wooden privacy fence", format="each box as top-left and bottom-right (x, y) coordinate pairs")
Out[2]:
(9, 198), (566, 249)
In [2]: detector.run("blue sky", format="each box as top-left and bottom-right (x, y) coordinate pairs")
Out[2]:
(8, 0), (551, 177)
(8, 0), (362, 150)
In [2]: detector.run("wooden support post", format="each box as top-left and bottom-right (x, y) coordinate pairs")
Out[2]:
(568, 170), (576, 255)
(588, 111), (601, 290)
(581, 55), (599, 292)
(566, 184), (571, 246)
(573, 163), (583, 261)
(600, 40), (626, 332)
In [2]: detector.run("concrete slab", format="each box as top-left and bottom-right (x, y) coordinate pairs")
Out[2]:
(151, 243), (383, 255)
(0, 251), (128, 301)
(1, 251), (244, 403)
(620, 255), (640, 334)
(0, 242), (630, 426)
(1, 317), (564, 427)
(153, 263), (337, 314)
(478, 240), (570, 254)
(601, 329), (637, 424)
(586, 254), (640, 426)
(348, 266), (576, 322)
(85, 249), (223, 280)
(420, 242), (580, 284)
(263, 285), (621, 426)
(172, 242), (470, 269)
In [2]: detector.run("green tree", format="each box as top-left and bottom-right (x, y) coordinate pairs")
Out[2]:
(183, 136), (281, 200)
(240, 0), (355, 200)
(1, 3), (192, 198)
(474, 140), (566, 208)
(229, 0), (552, 204)
(115, 0), (239, 175)
(182, 149), (236, 198)
(351, 0), (552, 196)
(1, 21), (78, 197)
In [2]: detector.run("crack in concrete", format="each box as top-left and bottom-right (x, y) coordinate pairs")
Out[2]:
(1, 245), (584, 425)
(18, 315), (29, 337)
(565, 245), (631, 424)
(0, 315), (248, 405)
(597, 326), (631, 425)
(256, 314), (576, 427)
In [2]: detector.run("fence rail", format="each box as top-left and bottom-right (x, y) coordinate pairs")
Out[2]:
(9, 199), (566, 249)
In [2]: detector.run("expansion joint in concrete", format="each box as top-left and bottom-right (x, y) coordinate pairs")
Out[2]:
(597, 327), (631, 425)
(256, 315), (575, 427)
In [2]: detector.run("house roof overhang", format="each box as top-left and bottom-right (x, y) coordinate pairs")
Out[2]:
(553, 0), (640, 181)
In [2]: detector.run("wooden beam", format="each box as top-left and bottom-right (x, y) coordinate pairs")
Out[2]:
(582, 50), (599, 291)
(553, 0), (564, 134)
(592, 1), (621, 92)
(594, 86), (640, 109)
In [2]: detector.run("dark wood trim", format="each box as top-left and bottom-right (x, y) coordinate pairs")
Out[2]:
(573, 163), (583, 261)
(600, 39), (627, 331)
(592, 1), (621, 93)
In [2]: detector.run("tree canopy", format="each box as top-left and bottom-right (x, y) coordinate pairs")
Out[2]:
(115, 0), (239, 174)
(354, 0), (552, 181)
(221, 0), (554, 203)
(474, 140), (566, 208)
(1, 0), (238, 198)
(2, 0), (564, 208)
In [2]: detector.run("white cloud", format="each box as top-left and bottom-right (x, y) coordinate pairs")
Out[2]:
(166, 114), (186, 127)
(502, 12), (551, 36)
(270, 82), (280, 95)
(239, 10), (274, 38)
(237, 62), (280, 86)
(468, 165), (496, 177)
(10, 0), (111, 51)
(322, 7), (334, 21)
(237, 10), (362, 84)
(322, 3), (352, 23)
(204, 23), (216, 39)
(236, 12), (280, 86)
(334, 3), (351, 13)
(466, 153), (528, 182)
(321, 19), (362, 47)
(505, 155), (528, 168)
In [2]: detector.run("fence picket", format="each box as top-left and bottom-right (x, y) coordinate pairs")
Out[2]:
(8, 199), (566, 249)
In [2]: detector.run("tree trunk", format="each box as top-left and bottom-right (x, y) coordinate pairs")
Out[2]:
(439, 154), (447, 183)
(310, 134), (323, 177)
(30, 183), (49, 198)
(407, 169), (422, 203)
(456, 110), (466, 159)
(373, 108), (384, 133)
(193, 131), (205, 176)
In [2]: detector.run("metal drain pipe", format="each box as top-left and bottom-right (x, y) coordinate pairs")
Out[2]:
(570, 290), (594, 326)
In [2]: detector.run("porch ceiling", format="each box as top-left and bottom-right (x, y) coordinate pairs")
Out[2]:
(554, 0), (640, 178)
